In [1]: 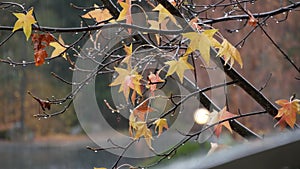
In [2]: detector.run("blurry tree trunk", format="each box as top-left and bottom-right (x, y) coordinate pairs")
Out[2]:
(19, 70), (27, 138)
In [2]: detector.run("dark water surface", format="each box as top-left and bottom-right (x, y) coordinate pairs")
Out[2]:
(0, 138), (138, 169)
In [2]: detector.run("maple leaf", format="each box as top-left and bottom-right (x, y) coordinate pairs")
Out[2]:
(153, 4), (177, 25)
(32, 33), (54, 66)
(49, 35), (67, 60)
(165, 56), (194, 83)
(275, 99), (300, 129)
(189, 17), (202, 30)
(134, 122), (153, 150)
(133, 99), (155, 121)
(217, 39), (243, 68)
(12, 8), (37, 40)
(208, 107), (235, 138)
(153, 118), (168, 137)
(202, 29), (221, 48)
(147, 70), (165, 96)
(82, 4), (112, 23)
(122, 43), (132, 65)
(129, 111), (137, 137)
(247, 10), (258, 27)
(116, 0), (130, 21)
(182, 32), (212, 65)
(109, 67), (142, 101)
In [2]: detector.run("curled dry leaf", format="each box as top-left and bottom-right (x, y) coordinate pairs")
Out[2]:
(32, 33), (54, 66)
(28, 92), (51, 111)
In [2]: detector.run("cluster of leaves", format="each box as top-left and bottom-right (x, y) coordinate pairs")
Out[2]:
(10, 0), (299, 151)
(12, 8), (67, 66)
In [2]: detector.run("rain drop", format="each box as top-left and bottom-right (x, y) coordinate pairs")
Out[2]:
(83, 9), (86, 12)
(167, 156), (171, 160)
(235, 30), (239, 32)
(94, 150), (98, 153)
(12, 64), (16, 67)
(212, 9), (215, 12)
(22, 60), (26, 66)
(75, 32), (78, 35)
(276, 21), (279, 24)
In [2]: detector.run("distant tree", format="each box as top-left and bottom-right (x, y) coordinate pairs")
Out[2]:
(0, 0), (299, 168)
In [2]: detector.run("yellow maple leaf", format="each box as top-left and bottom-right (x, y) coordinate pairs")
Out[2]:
(153, 118), (168, 137)
(165, 56), (194, 83)
(202, 29), (221, 48)
(134, 122), (153, 150)
(153, 4), (177, 25)
(116, 0), (131, 22)
(129, 111), (137, 137)
(12, 8), (37, 40)
(208, 107), (235, 138)
(109, 67), (142, 101)
(49, 35), (67, 60)
(122, 43), (132, 65)
(82, 4), (112, 22)
(217, 39), (243, 68)
(275, 98), (300, 129)
(182, 32), (212, 65)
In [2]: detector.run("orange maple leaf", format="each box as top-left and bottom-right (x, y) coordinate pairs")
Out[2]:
(275, 98), (300, 129)
(147, 70), (165, 96)
(247, 10), (258, 27)
(132, 99), (155, 121)
(208, 107), (235, 138)
(189, 17), (202, 30)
